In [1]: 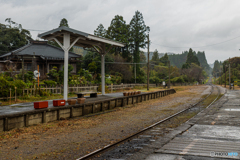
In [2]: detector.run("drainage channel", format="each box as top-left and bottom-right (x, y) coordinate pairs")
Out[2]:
(76, 85), (221, 160)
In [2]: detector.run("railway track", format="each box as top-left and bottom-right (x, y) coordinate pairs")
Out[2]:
(77, 84), (222, 160)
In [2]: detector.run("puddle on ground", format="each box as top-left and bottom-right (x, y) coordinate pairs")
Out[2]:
(224, 109), (240, 111)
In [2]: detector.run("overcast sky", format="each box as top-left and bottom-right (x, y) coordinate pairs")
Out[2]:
(1, 0), (240, 64)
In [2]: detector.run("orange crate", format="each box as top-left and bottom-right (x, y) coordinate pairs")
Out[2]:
(34, 101), (48, 109)
(53, 100), (65, 106)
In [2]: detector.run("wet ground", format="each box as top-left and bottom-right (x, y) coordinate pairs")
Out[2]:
(142, 86), (240, 160)
(0, 92), (127, 116)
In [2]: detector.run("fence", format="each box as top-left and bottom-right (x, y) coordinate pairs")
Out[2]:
(0, 83), (157, 101)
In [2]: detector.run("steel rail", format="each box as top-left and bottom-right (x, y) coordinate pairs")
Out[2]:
(76, 84), (220, 160)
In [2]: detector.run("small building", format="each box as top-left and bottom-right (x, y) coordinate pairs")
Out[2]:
(0, 41), (81, 78)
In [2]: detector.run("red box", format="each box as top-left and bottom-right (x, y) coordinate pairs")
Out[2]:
(53, 100), (66, 107)
(34, 101), (48, 109)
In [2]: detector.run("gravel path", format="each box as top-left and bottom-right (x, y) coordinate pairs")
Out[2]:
(0, 85), (211, 160)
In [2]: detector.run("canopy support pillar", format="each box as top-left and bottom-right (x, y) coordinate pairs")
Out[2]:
(53, 34), (79, 100)
(101, 54), (105, 95)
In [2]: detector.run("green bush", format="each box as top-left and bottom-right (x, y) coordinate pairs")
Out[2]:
(13, 80), (27, 95)
(44, 80), (57, 86)
(0, 76), (15, 97)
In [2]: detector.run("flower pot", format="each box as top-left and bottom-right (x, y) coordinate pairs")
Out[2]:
(131, 92), (134, 95)
(67, 99), (77, 105)
(123, 92), (128, 96)
(77, 98), (86, 104)
(137, 91), (141, 94)
(134, 91), (137, 95)
(34, 101), (48, 109)
(53, 100), (65, 107)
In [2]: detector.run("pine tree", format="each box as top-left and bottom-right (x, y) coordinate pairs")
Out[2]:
(94, 24), (106, 38)
(59, 18), (69, 27)
(129, 10), (150, 74)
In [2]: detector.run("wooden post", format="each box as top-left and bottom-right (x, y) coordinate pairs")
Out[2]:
(15, 87), (17, 103)
(147, 34), (150, 91)
(37, 65), (39, 87)
(9, 88), (11, 105)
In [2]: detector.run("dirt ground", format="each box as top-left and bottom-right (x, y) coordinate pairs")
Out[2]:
(0, 85), (211, 160)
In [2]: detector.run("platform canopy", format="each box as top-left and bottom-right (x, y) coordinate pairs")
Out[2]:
(38, 26), (125, 100)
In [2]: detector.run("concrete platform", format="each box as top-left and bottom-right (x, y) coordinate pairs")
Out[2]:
(0, 92), (132, 116)
(148, 89), (240, 159)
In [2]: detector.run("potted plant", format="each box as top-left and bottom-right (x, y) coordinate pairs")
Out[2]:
(67, 99), (77, 105)
(77, 98), (86, 104)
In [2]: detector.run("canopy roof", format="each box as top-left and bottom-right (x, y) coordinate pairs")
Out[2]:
(38, 26), (125, 50)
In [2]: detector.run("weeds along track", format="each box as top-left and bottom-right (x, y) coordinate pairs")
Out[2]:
(77, 84), (222, 160)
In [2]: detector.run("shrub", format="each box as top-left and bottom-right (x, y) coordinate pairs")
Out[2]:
(13, 80), (27, 95)
(98, 85), (110, 93)
(0, 76), (15, 97)
(44, 80), (57, 86)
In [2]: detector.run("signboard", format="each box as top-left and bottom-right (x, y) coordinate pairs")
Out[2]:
(162, 81), (165, 86)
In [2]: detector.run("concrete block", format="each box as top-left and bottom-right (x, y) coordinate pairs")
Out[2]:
(46, 111), (57, 122)
(59, 108), (71, 119)
(109, 101), (115, 109)
(84, 105), (93, 115)
(8, 116), (25, 130)
(72, 107), (82, 117)
(29, 113), (42, 126)
(128, 97), (132, 104)
(94, 103), (101, 113)
(0, 119), (3, 131)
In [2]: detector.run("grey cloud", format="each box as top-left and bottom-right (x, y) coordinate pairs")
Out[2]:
(1, 0), (240, 63)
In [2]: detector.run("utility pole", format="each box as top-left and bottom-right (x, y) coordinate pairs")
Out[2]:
(168, 60), (170, 89)
(134, 63), (136, 83)
(147, 34), (150, 91)
(225, 65), (226, 88)
(229, 58), (231, 90)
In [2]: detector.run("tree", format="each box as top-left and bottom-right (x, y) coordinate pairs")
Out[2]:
(94, 24), (106, 38)
(129, 10), (150, 75)
(186, 48), (200, 66)
(106, 15), (131, 61)
(151, 49), (159, 62)
(159, 53), (169, 66)
(0, 18), (32, 54)
(59, 18), (69, 27)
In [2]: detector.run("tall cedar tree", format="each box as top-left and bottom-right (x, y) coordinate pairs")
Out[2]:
(151, 49), (159, 62)
(94, 24), (106, 38)
(129, 11), (150, 73)
(106, 15), (131, 61)
(186, 48), (200, 66)
(159, 53), (169, 66)
(0, 18), (32, 54)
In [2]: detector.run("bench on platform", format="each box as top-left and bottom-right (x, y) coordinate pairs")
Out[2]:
(76, 92), (98, 98)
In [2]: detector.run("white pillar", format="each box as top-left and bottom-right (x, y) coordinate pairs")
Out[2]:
(101, 54), (105, 95)
(63, 33), (70, 100)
